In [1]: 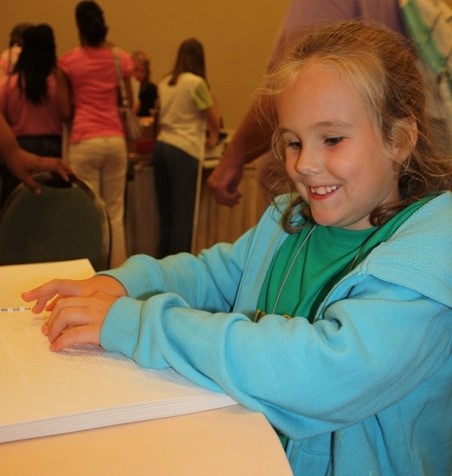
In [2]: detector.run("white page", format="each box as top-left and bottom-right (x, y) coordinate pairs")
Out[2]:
(0, 260), (236, 443)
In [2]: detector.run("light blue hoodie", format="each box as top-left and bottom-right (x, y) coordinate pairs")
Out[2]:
(101, 192), (452, 475)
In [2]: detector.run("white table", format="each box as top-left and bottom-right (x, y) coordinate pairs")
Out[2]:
(0, 260), (291, 475)
(0, 406), (291, 475)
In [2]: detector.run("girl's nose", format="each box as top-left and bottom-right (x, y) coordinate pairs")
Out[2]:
(294, 149), (321, 176)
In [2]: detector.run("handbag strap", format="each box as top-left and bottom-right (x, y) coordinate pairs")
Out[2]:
(113, 47), (129, 107)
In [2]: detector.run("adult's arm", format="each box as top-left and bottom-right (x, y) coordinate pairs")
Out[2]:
(207, 96), (274, 206)
(0, 113), (71, 194)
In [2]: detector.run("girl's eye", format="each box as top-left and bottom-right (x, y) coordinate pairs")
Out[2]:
(286, 140), (301, 151)
(324, 136), (343, 147)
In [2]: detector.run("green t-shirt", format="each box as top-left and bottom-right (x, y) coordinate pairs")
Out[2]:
(256, 197), (433, 323)
(256, 196), (433, 449)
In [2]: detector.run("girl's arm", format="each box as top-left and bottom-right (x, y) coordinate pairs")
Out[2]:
(100, 231), (254, 311)
(99, 278), (450, 439)
(22, 274), (127, 313)
(25, 261), (450, 440)
(22, 274), (128, 350)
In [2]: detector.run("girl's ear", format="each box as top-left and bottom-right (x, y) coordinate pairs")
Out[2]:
(406, 116), (418, 149)
(392, 117), (418, 164)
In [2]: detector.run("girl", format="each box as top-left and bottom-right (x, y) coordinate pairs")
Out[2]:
(58, 0), (134, 268)
(23, 22), (451, 475)
(153, 38), (220, 257)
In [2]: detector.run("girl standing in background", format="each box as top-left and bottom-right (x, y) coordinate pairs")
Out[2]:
(153, 38), (220, 257)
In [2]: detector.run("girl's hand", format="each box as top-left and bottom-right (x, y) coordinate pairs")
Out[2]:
(42, 293), (118, 351)
(22, 275), (127, 313)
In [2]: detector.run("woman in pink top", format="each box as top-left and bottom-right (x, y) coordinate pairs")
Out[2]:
(0, 24), (66, 204)
(59, 1), (134, 268)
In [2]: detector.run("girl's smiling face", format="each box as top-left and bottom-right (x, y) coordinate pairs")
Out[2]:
(278, 63), (401, 230)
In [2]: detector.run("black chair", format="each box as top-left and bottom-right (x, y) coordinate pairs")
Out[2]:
(0, 173), (111, 271)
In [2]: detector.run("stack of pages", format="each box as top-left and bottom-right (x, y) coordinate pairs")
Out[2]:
(0, 259), (236, 443)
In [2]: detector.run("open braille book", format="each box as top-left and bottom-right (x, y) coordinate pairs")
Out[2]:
(0, 259), (236, 443)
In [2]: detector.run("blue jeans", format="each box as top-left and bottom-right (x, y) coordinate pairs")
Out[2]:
(153, 141), (199, 257)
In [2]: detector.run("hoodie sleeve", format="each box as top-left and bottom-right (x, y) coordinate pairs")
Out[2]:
(100, 199), (286, 312)
(100, 272), (451, 439)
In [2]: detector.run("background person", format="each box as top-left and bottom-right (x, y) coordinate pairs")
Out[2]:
(59, 0), (134, 268)
(0, 24), (67, 204)
(131, 50), (158, 117)
(153, 38), (220, 257)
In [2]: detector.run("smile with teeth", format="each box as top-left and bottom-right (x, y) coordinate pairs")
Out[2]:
(310, 185), (339, 195)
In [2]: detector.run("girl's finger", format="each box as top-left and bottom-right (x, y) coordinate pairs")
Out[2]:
(49, 324), (101, 352)
(22, 279), (85, 312)
(45, 297), (94, 343)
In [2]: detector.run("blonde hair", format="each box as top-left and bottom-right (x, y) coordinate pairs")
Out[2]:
(131, 50), (151, 86)
(262, 21), (452, 231)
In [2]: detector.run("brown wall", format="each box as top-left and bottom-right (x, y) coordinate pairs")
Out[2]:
(1, 0), (291, 129)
